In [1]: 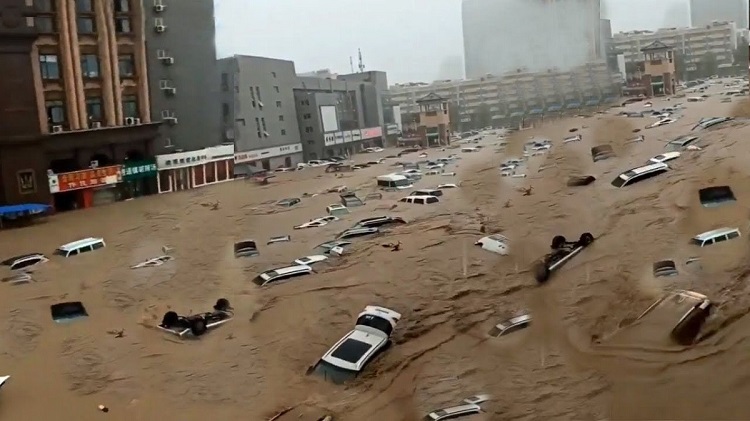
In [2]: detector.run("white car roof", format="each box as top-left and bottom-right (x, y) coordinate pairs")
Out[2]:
(359, 305), (401, 323)
(321, 329), (387, 371)
(426, 403), (482, 420)
(327, 204), (346, 209)
(404, 195), (439, 200)
(693, 227), (739, 241)
(651, 151), (681, 161)
(260, 264), (312, 280)
(294, 255), (328, 265)
(58, 237), (104, 251)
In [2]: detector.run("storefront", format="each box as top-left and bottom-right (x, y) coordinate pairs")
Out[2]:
(156, 144), (235, 194)
(122, 159), (158, 198)
(47, 165), (124, 210)
(233, 143), (304, 175)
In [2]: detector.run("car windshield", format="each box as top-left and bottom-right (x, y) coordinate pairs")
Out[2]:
(312, 359), (359, 384)
(393, 178), (411, 187)
(652, 154), (666, 161)
(356, 314), (393, 335)
(611, 175), (628, 188)
(53, 249), (68, 257)
(690, 237), (705, 246)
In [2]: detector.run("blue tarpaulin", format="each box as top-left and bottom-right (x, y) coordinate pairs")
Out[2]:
(547, 104), (562, 112)
(0, 204), (50, 219)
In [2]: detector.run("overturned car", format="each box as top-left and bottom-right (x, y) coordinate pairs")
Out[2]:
(157, 298), (234, 338)
(532, 233), (595, 283)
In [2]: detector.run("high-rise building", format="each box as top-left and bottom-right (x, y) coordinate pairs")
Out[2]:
(462, 0), (601, 79)
(690, 0), (748, 29)
(144, 0), (220, 154)
(0, 0), (161, 209)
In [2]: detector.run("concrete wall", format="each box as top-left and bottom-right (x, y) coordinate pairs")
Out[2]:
(144, 0), (220, 153)
(218, 55), (302, 154)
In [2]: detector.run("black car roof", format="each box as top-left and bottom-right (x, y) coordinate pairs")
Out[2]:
(1, 253), (45, 265)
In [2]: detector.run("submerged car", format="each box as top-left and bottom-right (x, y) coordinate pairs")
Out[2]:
(632, 290), (712, 346)
(532, 233), (595, 283)
(488, 314), (531, 337)
(157, 298), (234, 338)
(591, 145), (616, 162)
(308, 305), (401, 383)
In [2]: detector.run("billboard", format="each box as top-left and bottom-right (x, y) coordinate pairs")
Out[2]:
(320, 105), (339, 133)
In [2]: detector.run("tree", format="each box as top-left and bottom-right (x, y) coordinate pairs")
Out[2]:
(698, 53), (718, 77)
(448, 101), (460, 132)
(673, 52), (689, 81)
(733, 47), (749, 70)
(474, 103), (491, 129)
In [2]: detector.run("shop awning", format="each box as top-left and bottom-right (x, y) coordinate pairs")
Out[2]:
(0, 203), (50, 218)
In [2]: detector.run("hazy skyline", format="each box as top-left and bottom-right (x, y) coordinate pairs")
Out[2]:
(215, 0), (689, 83)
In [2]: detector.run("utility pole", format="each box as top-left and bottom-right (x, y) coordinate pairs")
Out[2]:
(358, 48), (365, 73)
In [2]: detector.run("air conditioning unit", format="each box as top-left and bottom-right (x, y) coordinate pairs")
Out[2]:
(90, 160), (99, 168)
(154, 4), (165, 12)
(91, 121), (102, 128)
(161, 57), (174, 65)
(134, 118), (141, 124)
(51, 125), (63, 133)
(125, 117), (136, 125)
(163, 87), (177, 95)
(263, 131), (269, 137)
(164, 116), (178, 125)
(155, 24), (166, 33)
(157, 49), (167, 59)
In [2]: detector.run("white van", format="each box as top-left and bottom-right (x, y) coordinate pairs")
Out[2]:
(691, 227), (740, 247)
(461, 146), (481, 153)
(376, 174), (413, 190)
(610, 162), (669, 188)
(687, 96), (705, 102)
(399, 195), (439, 205)
(54, 237), (106, 257)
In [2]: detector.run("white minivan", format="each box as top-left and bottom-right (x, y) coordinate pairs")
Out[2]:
(691, 227), (740, 247)
(54, 238), (106, 257)
(399, 195), (439, 205)
(376, 174), (413, 190)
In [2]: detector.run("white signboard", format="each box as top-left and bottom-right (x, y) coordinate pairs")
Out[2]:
(320, 105), (339, 133)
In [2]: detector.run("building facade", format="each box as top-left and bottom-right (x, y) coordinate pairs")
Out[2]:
(144, 0), (220, 154)
(294, 75), (385, 161)
(387, 61), (622, 130)
(155, 143), (234, 193)
(639, 41), (677, 96)
(217, 55), (304, 173)
(0, 0), (160, 210)
(612, 22), (739, 78)
(690, 0), (748, 30)
(462, 0), (601, 79)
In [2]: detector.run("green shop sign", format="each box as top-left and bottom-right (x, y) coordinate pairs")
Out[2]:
(123, 160), (157, 180)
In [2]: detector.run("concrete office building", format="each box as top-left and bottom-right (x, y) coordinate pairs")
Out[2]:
(0, 0), (161, 209)
(388, 61), (621, 130)
(612, 22), (739, 76)
(462, 0), (601, 79)
(217, 55), (303, 173)
(294, 73), (385, 161)
(144, 0), (220, 153)
(690, 0), (748, 29)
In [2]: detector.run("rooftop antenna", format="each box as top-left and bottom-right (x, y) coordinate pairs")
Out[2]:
(358, 48), (365, 73)
(349, 56), (354, 73)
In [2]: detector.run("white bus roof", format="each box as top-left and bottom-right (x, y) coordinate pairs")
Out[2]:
(377, 173), (408, 181)
(58, 237), (104, 252)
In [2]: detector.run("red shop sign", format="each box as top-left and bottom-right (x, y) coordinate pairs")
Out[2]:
(54, 165), (123, 193)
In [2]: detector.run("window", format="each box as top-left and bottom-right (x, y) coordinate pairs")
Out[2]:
(10, 257), (44, 271)
(305, 126), (313, 133)
(276, 100), (282, 107)
(85, 97), (103, 121)
(273, 86), (279, 93)
(80, 54), (99, 78)
(118, 55), (135, 77)
(330, 338), (371, 363)
(122, 95), (138, 118)
(39, 54), (59, 80)
(115, 17), (131, 33)
(281, 129), (286, 135)
(271, 71), (277, 78)
(303, 113), (311, 119)
(221, 73), (228, 91)
(255, 86), (262, 101)
(278, 115), (284, 122)
(114, 0), (129, 12)
(260, 117), (267, 131)
(249, 86), (256, 107)
(255, 118), (261, 138)
(76, 0), (92, 12)
(34, 0), (54, 12)
(45, 100), (65, 124)
(77, 17), (95, 34)
(727, 231), (740, 240)
(35, 16), (55, 33)
(222, 103), (230, 121)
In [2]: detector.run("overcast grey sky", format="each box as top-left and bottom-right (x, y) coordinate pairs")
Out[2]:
(215, 0), (687, 83)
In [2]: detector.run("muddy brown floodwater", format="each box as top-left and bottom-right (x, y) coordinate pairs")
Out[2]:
(1, 85), (750, 421)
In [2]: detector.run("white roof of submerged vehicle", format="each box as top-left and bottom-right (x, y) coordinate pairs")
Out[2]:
(648, 151), (681, 164)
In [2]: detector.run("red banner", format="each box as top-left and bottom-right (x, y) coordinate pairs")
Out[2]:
(51, 165), (122, 193)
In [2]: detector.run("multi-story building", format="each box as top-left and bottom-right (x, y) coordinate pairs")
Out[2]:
(294, 72), (385, 161)
(387, 61), (622, 130)
(612, 22), (739, 77)
(462, 0), (601, 79)
(217, 55), (304, 174)
(144, 0), (220, 154)
(0, 0), (161, 210)
(639, 41), (678, 96)
(690, 0), (748, 29)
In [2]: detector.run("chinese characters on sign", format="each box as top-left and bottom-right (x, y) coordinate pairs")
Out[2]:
(48, 165), (123, 193)
(123, 163), (157, 177)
